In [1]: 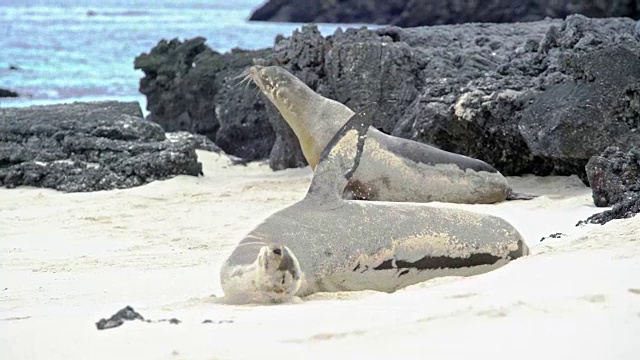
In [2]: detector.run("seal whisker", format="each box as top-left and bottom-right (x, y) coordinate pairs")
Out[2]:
(235, 75), (252, 89)
(232, 68), (250, 81)
(244, 75), (254, 90)
(233, 68), (253, 88)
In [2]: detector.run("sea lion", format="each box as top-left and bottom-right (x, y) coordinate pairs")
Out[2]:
(243, 65), (531, 204)
(219, 105), (529, 304)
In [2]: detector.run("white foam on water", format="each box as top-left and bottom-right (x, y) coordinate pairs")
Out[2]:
(0, 0), (374, 106)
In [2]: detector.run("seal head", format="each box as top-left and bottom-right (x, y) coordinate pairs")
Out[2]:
(221, 242), (303, 304)
(255, 244), (302, 301)
(247, 65), (353, 168)
(248, 65), (313, 122)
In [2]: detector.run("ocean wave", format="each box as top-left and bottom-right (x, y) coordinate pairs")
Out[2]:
(0, 0), (367, 107)
(86, 10), (151, 17)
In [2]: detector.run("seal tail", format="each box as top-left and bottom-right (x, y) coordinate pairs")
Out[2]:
(305, 103), (378, 202)
(506, 192), (538, 201)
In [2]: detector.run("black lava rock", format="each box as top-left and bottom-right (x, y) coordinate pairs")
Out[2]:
(95, 306), (184, 330)
(134, 38), (280, 163)
(96, 306), (144, 330)
(540, 232), (566, 242)
(249, 0), (640, 26)
(165, 131), (222, 153)
(586, 146), (640, 207)
(0, 101), (203, 192)
(136, 16), (640, 182)
(579, 195), (640, 225)
(580, 146), (640, 225)
(0, 88), (19, 98)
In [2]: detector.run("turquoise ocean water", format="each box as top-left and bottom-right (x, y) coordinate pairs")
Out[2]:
(0, 0), (362, 112)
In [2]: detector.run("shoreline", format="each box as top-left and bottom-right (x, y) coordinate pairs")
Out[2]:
(1, 150), (637, 359)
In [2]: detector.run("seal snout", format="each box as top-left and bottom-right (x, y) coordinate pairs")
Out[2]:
(249, 65), (263, 75)
(254, 244), (303, 301)
(247, 65), (268, 91)
(248, 65), (258, 80)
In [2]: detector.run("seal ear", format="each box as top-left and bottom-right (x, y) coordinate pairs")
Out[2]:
(305, 103), (377, 202)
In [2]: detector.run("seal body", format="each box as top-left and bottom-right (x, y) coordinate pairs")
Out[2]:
(221, 199), (528, 300)
(247, 65), (512, 204)
(220, 106), (528, 303)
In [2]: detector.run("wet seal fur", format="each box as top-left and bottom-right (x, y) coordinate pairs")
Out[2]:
(219, 105), (529, 304)
(244, 65), (533, 204)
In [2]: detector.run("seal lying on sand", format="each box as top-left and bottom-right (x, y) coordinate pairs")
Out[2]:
(219, 105), (529, 304)
(244, 65), (532, 204)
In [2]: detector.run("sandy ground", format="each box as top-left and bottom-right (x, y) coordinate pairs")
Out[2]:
(1, 150), (639, 360)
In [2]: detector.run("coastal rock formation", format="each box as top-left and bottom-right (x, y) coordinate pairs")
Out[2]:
(136, 15), (640, 182)
(0, 101), (203, 192)
(580, 195), (640, 225)
(580, 146), (640, 224)
(586, 146), (640, 207)
(249, 0), (640, 26)
(133, 38), (299, 167)
(0, 88), (19, 97)
(165, 131), (222, 153)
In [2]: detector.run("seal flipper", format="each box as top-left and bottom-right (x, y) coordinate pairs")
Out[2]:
(305, 103), (378, 202)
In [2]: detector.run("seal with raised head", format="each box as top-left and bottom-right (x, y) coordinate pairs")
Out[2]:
(243, 65), (532, 204)
(219, 105), (529, 304)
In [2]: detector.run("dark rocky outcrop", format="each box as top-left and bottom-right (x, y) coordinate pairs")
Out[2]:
(580, 146), (640, 224)
(165, 131), (222, 153)
(580, 195), (640, 225)
(136, 15), (640, 183)
(95, 306), (182, 330)
(577, 193), (640, 226)
(249, 0), (640, 26)
(586, 146), (640, 207)
(96, 306), (144, 330)
(95, 305), (231, 330)
(133, 38), (286, 165)
(0, 88), (19, 97)
(0, 101), (203, 192)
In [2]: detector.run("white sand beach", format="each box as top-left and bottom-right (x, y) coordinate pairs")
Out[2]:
(1, 150), (639, 360)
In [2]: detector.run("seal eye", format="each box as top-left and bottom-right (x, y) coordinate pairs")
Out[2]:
(273, 248), (282, 256)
